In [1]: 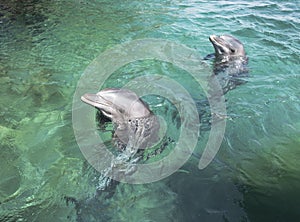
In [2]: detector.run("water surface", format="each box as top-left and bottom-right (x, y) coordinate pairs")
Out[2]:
(0, 0), (299, 221)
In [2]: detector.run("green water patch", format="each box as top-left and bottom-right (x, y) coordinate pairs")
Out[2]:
(0, 0), (300, 221)
(225, 132), (300, 221)
(0, 126), (21, 204)
(219, 74), (300, 220)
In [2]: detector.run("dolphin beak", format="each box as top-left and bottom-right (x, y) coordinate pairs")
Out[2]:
(81, 93), (101, 107)
(209, 35), (222, 46)
(81, 88), (152, 120)
(81, 93), (116, 119)
(209, 35), (217, 43)
(81, 93), (112, 109)
(209, 35), (226, 55)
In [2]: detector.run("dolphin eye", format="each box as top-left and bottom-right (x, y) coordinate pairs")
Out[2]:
(230, 48), (236, 53)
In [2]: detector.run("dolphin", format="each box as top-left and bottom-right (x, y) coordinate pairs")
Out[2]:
(81, 88), (160, 153)
(205, 34), (249, 93)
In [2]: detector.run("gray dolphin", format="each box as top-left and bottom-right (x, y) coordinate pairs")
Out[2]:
(205, 34), (249, 93)
(81, 88), (160, 153)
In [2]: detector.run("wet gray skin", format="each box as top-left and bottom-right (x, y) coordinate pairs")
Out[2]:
(209, 34), (246, 58)
(81, 88), (151, 123)
(81, 88), (160, 151)
(206, 34), (249, 93)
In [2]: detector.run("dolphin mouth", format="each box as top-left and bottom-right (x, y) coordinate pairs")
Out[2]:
(81, 93), (115, 118)
(209, 35), (220, 45)
(209, 35), (234, 55)
(81, 93), (109, 107)
(209, 35), (226, 55)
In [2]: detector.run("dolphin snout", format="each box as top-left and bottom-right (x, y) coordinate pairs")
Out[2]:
(81, 93), (100, 106)
(209, 35), (216, 41)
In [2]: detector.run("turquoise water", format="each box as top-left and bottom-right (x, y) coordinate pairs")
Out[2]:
(1, 0), (299, 221)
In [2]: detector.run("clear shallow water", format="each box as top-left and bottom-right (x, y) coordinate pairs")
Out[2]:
(0, 0), (299, 221)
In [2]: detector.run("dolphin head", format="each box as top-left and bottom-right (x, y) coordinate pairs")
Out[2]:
(81, 88), (151, 123)
(209, 35), (246, 57)
(81, 88), (160, 152)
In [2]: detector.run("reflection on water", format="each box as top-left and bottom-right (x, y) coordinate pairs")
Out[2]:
(0, 0), (300, 221)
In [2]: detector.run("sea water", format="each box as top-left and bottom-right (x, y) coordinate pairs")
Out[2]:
(0, 0), (299, 221)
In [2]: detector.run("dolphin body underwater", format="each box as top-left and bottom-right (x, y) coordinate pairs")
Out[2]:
(205, 34), (249, 94)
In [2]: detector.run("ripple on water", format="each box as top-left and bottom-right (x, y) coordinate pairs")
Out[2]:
(0, 0), (300, 221)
